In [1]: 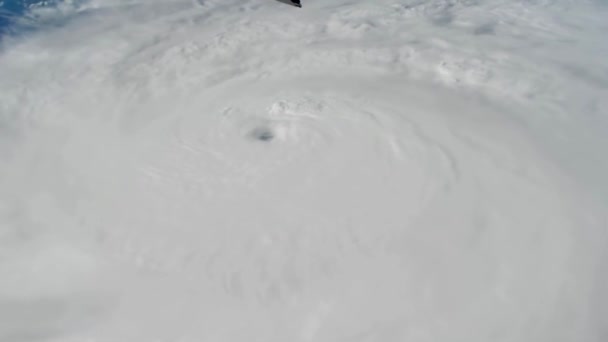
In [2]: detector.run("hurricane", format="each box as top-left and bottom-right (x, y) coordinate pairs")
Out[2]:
(0, 1), (607, 341)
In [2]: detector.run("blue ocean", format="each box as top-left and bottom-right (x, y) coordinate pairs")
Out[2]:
(0, 0), (60, 37)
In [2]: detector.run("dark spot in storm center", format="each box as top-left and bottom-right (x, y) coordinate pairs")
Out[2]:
(250, 127), (275, 142)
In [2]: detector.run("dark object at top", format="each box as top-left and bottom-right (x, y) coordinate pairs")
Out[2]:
(275, 0), (301, 8)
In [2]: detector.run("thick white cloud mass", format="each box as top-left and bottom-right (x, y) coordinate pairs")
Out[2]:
(0, 0), (607, 341)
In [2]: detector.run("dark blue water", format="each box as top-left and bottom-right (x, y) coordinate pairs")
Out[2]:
(0, 0), (59, 37)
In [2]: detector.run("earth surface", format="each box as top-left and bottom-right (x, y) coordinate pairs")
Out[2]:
(0, 1), (607, 341)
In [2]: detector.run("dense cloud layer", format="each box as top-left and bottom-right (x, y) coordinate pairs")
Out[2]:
(1, 1), (607, 341)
